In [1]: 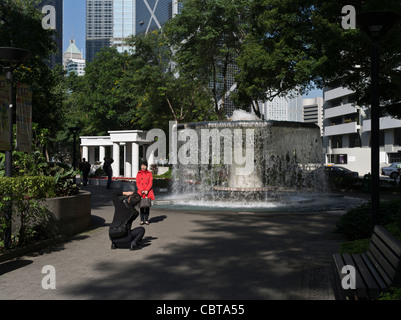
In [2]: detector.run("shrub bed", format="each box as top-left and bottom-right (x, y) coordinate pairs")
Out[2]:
(335, 200), (401, 241)
(0, 176), (57, 248)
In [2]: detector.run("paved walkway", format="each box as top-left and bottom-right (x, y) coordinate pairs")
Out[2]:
(0, 185), (347, 300)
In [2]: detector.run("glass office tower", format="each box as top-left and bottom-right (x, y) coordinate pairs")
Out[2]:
(86, 0), (174, 62)
(86, 0), (114, 62)
(113, 0), (136, 52)
(135, 0), (172, 35)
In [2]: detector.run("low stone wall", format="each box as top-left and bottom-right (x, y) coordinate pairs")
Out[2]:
(44, 190), (91, 237)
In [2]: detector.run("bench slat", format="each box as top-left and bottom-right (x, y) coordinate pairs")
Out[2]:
(368, 242), (397, 282)
(374, 225), (401, 258)
(352, 254), (381, 298)
(332, 255), (348, 300)
(371, 233), (401, 271)
(366, 250), (393, 287)
(361, 253), (388, 291)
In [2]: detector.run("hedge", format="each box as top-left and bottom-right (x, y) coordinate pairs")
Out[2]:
(0, 176), (57, 246)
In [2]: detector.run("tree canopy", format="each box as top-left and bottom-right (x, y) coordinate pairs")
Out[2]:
(0, 0), (65, 134)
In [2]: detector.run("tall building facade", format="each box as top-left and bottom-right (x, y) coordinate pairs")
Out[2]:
(63, 39), (84, 66)
(63, 39), (86, 76)
(136, 0), (173, 35)
(86, 0), (174, 62)
(303, 97), (324, 135)
(86, 0), (114, 62)
(260, 92), (304, 122)
(322, 86), (401, 176)
(36, 0), (63, 67)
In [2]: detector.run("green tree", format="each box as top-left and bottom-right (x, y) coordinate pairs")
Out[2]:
(0, 0), (65, 134)
(165, 0), (247, 119)
(64, 47), (136, 136)
(121, 31), (216, 131)
(235, 0), (401, 118)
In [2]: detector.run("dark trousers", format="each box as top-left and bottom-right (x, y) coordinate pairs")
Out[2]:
(112, 227), (145, 248)
(107, 171), (112, 189)
(83, 171), (89, 186)
(140, 207), (150, 222)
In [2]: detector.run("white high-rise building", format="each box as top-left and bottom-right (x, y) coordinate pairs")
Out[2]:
(303, 97), (324, 135)
(260, 92), (304, 122)
(63, 39), (86, 76)
(323, 86), (401, 176)
(66, 58), (86, 76)
(63, 39), (84, 66)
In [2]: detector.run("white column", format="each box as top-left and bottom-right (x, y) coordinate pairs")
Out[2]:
(82, 146), (89, 161)
(89, 147), (95, 164)
(99, 146), (105, 164)
(112, 142), (120, 177)
(125, 143), (132, 177)
(132, 142), (139, 178)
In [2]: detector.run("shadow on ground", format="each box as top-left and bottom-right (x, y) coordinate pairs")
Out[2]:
(63, 212), (343, 300)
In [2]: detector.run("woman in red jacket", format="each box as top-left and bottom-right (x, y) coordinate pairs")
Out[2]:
(136, 161), (155, 225)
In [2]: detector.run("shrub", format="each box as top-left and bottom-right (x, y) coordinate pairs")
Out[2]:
(379, 287), (401, 300)
(0, 176), (57, 246)
(335, 200), (401, 240)
(340, 238), (371, 254)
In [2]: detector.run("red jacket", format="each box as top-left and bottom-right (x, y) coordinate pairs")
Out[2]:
(136, 170), (155, 200)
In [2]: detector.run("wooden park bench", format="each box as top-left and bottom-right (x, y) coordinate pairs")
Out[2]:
(332, 225), (401, 300)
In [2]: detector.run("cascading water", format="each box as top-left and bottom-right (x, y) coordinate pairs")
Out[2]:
(154, 110), (366, 212)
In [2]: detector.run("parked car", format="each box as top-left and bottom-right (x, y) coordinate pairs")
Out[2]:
(324, 165), (359, 178)
(306, 165), (359, 187)
(381, 162), (401, 179)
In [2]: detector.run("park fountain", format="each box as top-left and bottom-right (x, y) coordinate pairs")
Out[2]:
(154, 110), (366, 212)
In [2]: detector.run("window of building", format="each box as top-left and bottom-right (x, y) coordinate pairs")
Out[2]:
(394, 128), (401, 146)
(326, 154), (348, 164)
(331, 136), (342, 149)
(349, 133), (361, 148)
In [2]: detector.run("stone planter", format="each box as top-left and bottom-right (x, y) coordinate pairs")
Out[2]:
(44, 190), (91, 237)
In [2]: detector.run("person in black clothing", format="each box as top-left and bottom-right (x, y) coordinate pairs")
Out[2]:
(79, 158), (91, 186)
(110, 191), (145, 250)
(103, 157), (114, 189)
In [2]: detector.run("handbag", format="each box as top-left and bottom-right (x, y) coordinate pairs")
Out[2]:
(139, 196), (152, 208)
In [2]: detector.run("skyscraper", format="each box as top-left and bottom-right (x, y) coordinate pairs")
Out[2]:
(86, 0), (174, 62)
(135, 0), (173, 35)
(36, 0), (63, 67)
(86, 0), (114, 63)
(112, 0), (136, 52)
(261, 92), (304, 123)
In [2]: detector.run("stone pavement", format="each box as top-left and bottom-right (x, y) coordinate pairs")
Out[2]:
(0, 185), (347, 300)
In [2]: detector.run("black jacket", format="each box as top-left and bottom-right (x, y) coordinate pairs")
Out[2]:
(110, 192), (139, 231)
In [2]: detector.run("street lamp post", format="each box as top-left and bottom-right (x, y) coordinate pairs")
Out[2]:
(0, 47), (31, 249)
(68, 126), (81, 184)
(356, 12), (401, 227)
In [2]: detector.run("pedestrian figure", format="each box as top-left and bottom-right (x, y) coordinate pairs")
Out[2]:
(136, 161), (155, 225)
(109, 191), (145, 250)
(103, 157), (114, 189)
(79, 158), (91, 186)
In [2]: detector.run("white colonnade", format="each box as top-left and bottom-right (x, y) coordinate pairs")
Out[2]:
(80, 130), (154, 178)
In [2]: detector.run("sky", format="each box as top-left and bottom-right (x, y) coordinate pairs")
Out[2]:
(62, 0), (322, 98)
(63, 0), (86, 58)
